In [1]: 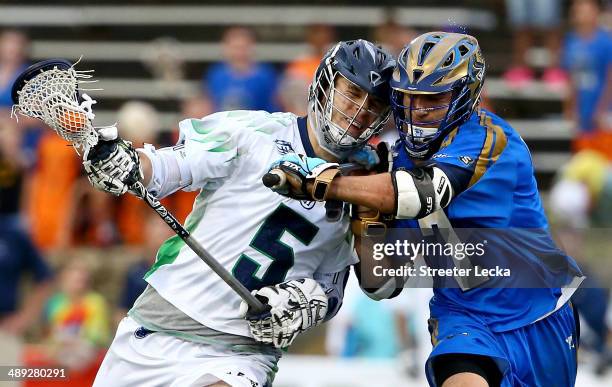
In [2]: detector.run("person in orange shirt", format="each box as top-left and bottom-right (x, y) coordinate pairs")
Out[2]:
(280, 25), (336, 115)
(27, 131), (81, 250)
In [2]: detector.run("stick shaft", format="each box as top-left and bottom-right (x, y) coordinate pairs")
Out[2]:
(129, 181), (268, 314)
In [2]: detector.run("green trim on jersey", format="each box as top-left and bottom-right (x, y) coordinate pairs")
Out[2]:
(190, 118), (215, 135)
(144, 191), (207, 279)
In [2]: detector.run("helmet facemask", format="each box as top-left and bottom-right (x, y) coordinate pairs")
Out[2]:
(309, 63), (390, 159)
(392, 77), (479, 159)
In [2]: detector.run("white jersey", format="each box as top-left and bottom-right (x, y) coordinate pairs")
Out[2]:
(143, 110), (357, 337)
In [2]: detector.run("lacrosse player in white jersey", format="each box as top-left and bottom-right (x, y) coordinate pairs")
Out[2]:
(86, 39), (394, 387)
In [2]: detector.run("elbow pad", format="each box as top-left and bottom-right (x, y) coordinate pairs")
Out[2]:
(353, 262), (404, 300)
(391, 166), (453, 219)
(360, 277), (404, 301)
(137, 143), (193, 199)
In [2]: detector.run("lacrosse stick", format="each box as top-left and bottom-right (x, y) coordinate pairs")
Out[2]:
(11, 59), (269, 314)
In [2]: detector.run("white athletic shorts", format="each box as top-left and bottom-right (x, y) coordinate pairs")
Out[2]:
(93, 317), (278, 387)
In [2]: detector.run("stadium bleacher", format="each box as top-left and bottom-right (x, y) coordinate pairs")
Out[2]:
(0, 0), (572, 188)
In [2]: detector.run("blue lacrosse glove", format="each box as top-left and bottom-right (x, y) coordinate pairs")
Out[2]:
(266, 154), (340, 201)
(347, 142), (392, 172)
(347, 144), (380, 170)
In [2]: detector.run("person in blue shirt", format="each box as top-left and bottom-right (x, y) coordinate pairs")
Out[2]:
(562, 0), (612, 133)
(267, 32), (583, 387)
(0, 221), (53, 335)
(0, 29), (29, 109)
(204, 26), (279, 113)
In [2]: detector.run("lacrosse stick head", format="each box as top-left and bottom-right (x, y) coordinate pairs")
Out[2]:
(11, 58), (98, 151)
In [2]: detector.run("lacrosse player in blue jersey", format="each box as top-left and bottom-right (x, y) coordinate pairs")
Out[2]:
(267, 32), (583, 387)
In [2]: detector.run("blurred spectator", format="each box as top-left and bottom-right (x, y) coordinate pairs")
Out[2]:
(278, 72), (311, 116)
(115, 213), (173, 324)
(549, 150), (612, 374)
(117, 100), (160, 148)
(0, 113), (27, 225)
(25, 123), (81, 250)
(0, 160), (53, 369)
(115, 101), (160, 245)
(66, 179), (120, 248)
(180, 93), (213, 121)
(562, 0), (612, 138)
(326, 275), (429, 364)
(42, 258), (109, 370)
(550, 150), (612, 228)
(342, 295), (400, 358)
(280, 25), (335, 115)
(58, 101), (161, 249)
(141, 37), (192, 98)
(204, 26), (279, 112)
(0, 29), (29, 109)
(503, 0), (568, 89)
(326, 275), (398, 358)
(287, 25), (335, 83)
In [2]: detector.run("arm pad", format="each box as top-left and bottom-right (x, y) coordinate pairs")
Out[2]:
(392, 166), (454, 219)
(137, 143), (193, 199)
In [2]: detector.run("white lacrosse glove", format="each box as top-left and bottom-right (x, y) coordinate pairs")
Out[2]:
(239, 278), (328, 349)
(83, 126), (142, 196)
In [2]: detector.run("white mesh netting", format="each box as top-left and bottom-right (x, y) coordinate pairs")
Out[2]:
(13, 65), (99, 150)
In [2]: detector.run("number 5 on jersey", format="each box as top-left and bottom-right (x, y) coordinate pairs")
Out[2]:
(232, 204), (319, 291)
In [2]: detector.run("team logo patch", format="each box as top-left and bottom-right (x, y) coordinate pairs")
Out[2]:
(566, 335), (575, 349)
(459, 156), (474, 165)
(134, 327), (154, 339)
(432, 153), (450, 159)
(274, 139), (295, 155)
(370, 71), (382, 87)
(437, 176), (447, 194)
(300, 200), (316, 210)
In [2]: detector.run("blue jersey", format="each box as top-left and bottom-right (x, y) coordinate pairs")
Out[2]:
(204, 62), (279, 113)
(393, 109), (583, 332)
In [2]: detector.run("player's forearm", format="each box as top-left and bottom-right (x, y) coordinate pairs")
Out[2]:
(327, 173), (396, 214)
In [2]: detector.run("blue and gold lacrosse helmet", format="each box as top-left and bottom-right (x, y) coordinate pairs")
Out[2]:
(308, 40), (395, 159)
(391, 32), (485, 158)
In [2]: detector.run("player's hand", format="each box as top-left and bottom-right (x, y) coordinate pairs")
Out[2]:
(83, 125), (142, 196)
(265, 154), (340, 201)
(239, 278), (328, 349)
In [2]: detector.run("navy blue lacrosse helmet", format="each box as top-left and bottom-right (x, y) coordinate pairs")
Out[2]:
(391, 32), (485, 158)
(308, 39), (395, 158)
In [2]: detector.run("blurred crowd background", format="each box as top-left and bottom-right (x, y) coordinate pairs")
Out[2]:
(0, 0), (611, 386)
